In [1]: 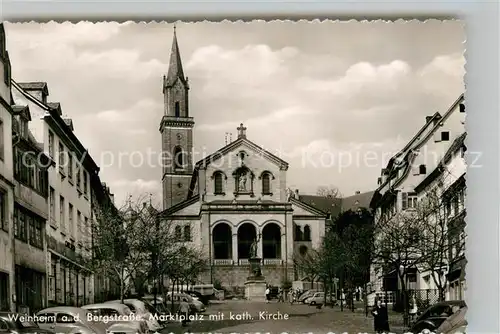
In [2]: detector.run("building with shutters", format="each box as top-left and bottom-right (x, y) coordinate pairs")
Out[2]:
(369, 94), (465, 304)
(11, 80), (101, 309)
(0, 23), (15, 312)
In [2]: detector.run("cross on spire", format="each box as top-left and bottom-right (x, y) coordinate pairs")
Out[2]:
(237, 123), (247, 139)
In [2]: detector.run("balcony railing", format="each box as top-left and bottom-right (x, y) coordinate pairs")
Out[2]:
(212, 258), (284, 266)
(213, 259), (233, 266)
(238, 259), (250, 265)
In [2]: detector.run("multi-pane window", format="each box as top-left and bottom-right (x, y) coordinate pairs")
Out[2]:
(49, 187), (55, 223)
(48, 131), (54, 158)
(68, 204), (74, 236)
(58, 143), (65, 172)
(13, 207), (44, 248)
(68, 154), (73, 181)
(60, 196), (65, 232)
(402, 192), (418, 210)
(77, 211), (81, 238)
(13, 148), (49, 196)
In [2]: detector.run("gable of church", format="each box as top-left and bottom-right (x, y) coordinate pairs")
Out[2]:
(290, 197), (328, 218)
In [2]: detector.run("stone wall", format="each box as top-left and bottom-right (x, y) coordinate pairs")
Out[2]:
(208, 265), (294, 289)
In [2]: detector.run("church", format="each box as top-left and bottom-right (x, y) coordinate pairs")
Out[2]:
(158, 29), (372, 289)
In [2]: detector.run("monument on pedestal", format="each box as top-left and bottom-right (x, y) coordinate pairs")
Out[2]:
(244, 236), (266, 301)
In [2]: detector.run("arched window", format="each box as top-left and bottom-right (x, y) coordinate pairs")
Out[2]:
(294, 223), (302, 241)
(262, 173), (271, 195)
(174, 101), (180, 117)
(174, 226), (182, 240)
(184, 225), (191, 241)
(173, 146), (183, 170)
(303, 225), (311, 241)
(214, 172), (224, 195)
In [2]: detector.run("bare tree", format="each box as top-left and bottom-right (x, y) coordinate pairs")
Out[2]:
(317, 185), (342, 198)
(372, 209), (427, 323)
(85, 196), (151, 303)
(417, 188), (466, 301)
(293, 248), (321, 288)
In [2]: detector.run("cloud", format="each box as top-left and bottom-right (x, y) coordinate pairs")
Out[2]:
(96, 99), (159, 122)
(197, 106), (315, 132)
(4, 21), (465, 201)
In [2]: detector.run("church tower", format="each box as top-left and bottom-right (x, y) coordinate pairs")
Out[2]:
(160, 27), (194, 210)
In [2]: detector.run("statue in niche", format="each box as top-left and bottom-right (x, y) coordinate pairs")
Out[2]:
(238, 170), (248, 191)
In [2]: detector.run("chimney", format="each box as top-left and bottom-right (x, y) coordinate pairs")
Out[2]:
(109, 193), (115, 203)
(294, 189), (299, 198)
(143, 202), (147, 208)
(18, 82), (49, 104)
(355, 191), (361, 195)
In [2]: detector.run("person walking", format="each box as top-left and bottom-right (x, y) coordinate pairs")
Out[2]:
(179, 298), (190, 327)
(265, 286), (270, 303)
(372, 298), (390, 334)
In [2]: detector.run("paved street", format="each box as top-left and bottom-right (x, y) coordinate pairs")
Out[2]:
(161, 300), (405, 334)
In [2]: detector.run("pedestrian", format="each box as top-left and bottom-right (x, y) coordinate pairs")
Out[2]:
(372, 297), (390, 334)
(356, 287), (360, 301)
(265, 286), (270, 303)
(179, 298), (190, 327)
(278, 288), (284, 303)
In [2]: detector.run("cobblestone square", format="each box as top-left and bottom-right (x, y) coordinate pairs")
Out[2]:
(161, 300), (406, 334)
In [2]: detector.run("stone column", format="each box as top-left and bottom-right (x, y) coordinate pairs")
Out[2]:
(281, 232), (286, 261)
(232, 232), (238, 264)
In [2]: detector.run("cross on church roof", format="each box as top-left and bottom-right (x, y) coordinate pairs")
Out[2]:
(237, 123), (247, 139)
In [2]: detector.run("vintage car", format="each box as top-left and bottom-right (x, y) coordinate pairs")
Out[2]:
(35, 306), (106, 334)
(409, 300), (466, 333)
(104, 299), (162, 331)
(0, 312), (55, 334)
(81, 302), (148, 334)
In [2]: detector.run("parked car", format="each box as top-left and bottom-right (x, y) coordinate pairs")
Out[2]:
(35, 306), (106, 334)
(81, 302), (147, 334)
(298, 290), (318, 303)
(183, 290), (210, 305)
(105, 299), (162, 331)
(0, 312), (55, 334)
(166, 292), (206, 313)
(306, 292), (337, 306)
(435, 306), (467, 334)
(141, 299), (170, 326)
(409, 300), (466, 333)
(141, 296), (171, 313)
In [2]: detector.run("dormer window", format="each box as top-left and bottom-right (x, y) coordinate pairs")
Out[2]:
(459, 103), (465, 113)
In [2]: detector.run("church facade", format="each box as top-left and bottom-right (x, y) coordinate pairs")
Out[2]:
(159, 30), (330, 289)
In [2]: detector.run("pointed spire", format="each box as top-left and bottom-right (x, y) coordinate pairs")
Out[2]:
(165, 25), (186, 87)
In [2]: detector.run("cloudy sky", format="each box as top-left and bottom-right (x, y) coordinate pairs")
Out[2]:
(4, 20), (465, 205)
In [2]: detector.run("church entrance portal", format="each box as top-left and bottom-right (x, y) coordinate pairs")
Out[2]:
(213, 223), (232, 259)
(238, 223), (257, 259)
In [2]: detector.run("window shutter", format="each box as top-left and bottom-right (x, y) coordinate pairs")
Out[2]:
(402, 192), (408, 210)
